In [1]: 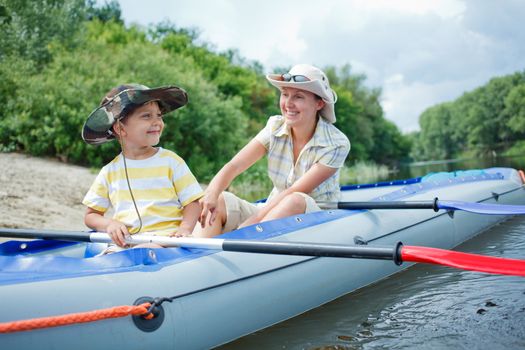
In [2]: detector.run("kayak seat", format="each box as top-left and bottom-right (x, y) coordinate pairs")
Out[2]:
(84, 243), (108, 258)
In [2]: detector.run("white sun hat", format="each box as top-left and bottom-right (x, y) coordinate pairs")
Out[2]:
(266, 64), (338, 123)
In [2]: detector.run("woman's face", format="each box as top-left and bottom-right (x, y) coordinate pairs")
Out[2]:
(279, 87), (324, 128)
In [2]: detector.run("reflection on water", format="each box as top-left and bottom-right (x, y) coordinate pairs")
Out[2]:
(220, 216), (525, 350)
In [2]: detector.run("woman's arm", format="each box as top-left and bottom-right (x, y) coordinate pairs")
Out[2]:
(200, 138), (267, 226)
(239, 163), (337, 227)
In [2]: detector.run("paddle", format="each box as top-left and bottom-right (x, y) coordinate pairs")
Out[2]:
(1, 228), (524, 277)
(318, 197), (525, 215)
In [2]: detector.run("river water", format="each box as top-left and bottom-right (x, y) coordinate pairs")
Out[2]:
(220, 156), (525, 350)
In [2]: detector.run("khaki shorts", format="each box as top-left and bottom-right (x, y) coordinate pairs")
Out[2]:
(222, 191), (321, 233)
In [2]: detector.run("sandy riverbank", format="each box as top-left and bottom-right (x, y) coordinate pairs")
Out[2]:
(0, 152), (96, 231)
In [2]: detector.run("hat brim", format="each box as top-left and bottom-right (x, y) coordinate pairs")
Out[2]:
(82, 86), (188, 145)
(266, 74), (336, 123)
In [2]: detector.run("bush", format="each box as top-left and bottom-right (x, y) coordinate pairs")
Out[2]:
(0, 20), (249, 182)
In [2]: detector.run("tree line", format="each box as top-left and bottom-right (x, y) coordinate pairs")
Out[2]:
(0, 0), (412, 182)
(411, 71), (525, 161)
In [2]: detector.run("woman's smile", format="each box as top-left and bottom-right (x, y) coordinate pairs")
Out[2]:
(285, 110), (299, 118)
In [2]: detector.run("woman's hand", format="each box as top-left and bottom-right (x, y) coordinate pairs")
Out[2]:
(198, 139), (267, 229)
(106, 220), (131, 247)
(199, 191), (220, 228)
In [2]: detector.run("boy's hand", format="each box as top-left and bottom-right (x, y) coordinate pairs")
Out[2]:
(170, 228), (192, 238)
(106, 220), (131, 247)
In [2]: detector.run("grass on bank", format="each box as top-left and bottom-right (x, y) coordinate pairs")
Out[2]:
(228, 161), (392, 202)
(503, 140), (525, 157)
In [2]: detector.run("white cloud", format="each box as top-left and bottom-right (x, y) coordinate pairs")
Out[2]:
(382, 74), (483, 132)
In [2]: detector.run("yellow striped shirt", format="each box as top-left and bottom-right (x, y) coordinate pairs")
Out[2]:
(82, 147), (203, 235)
(255, 116), (350, 202)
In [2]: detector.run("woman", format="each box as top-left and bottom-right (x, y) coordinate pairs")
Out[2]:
(193, 64), (350, 237)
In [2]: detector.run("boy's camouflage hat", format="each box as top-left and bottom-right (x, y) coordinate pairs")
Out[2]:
(82, 84), (188, 145)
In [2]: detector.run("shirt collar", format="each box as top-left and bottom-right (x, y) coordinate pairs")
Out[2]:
(274, 119), (289, 137)
(311, 117), (331, 147)
(275, 116), (330, 147)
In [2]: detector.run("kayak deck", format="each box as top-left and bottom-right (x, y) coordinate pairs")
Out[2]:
(0, 167), (521, 286)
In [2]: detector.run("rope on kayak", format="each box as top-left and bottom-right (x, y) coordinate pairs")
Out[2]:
(0, 302), (153, 333)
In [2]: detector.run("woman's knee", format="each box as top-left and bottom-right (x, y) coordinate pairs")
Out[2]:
(193, 192), (227, 238)
(279, 192), (307, 213)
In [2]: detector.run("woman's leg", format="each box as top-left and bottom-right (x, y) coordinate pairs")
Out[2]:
(192, 193), (227, 238)
(261, 193), (307, 222)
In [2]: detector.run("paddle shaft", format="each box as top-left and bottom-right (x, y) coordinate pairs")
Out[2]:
(0, 228), (403, 263)
(319, 198), (525, 215)
(221, 240), (402, 263)
(0, 228), (93, 242)
(1, 228), (524, 276)
(99, 233), (525, 276)
(322, 199), (439, 211)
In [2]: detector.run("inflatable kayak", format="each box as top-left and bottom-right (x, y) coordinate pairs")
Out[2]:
(0, 167), (524, 349)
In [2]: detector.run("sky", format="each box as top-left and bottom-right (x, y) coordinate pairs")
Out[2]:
(114, 0), (525, 133)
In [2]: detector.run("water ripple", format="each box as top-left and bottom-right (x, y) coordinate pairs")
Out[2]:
(220, 216), (525, 350)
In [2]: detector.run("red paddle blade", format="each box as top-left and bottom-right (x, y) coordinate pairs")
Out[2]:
(401, 246), (525, 277)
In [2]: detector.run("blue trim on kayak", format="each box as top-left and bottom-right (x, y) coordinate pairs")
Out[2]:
(0, 209), (356, 285)
(0, 240), (77, 256)
(340, 176), (422, 190)
(373, 171), (504, 201)
(340, 168), (505, 193)
(0, 167), (514, 285)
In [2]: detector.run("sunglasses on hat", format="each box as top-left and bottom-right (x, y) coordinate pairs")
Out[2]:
(280, 73), (311, 82)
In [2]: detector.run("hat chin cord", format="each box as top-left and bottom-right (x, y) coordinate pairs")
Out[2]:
(117, 120), (143, 234)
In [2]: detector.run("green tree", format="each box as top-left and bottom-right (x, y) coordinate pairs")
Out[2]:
(414, 70), (525, 160)
(326, 64), (411, 164)
(0, 20), (248, 181)
(505, 85), (525, 136)
(155, 23), (279, 134)
(0, 5), (411, 179)
(86, 0), (122, 23)
(0, 0), (86, 65)
(415, 103), (455, 160)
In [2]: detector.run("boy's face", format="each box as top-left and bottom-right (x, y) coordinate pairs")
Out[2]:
(118, 101), (164, 147)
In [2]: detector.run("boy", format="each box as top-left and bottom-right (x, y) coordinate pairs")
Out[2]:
(82, 84), (203, 250)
